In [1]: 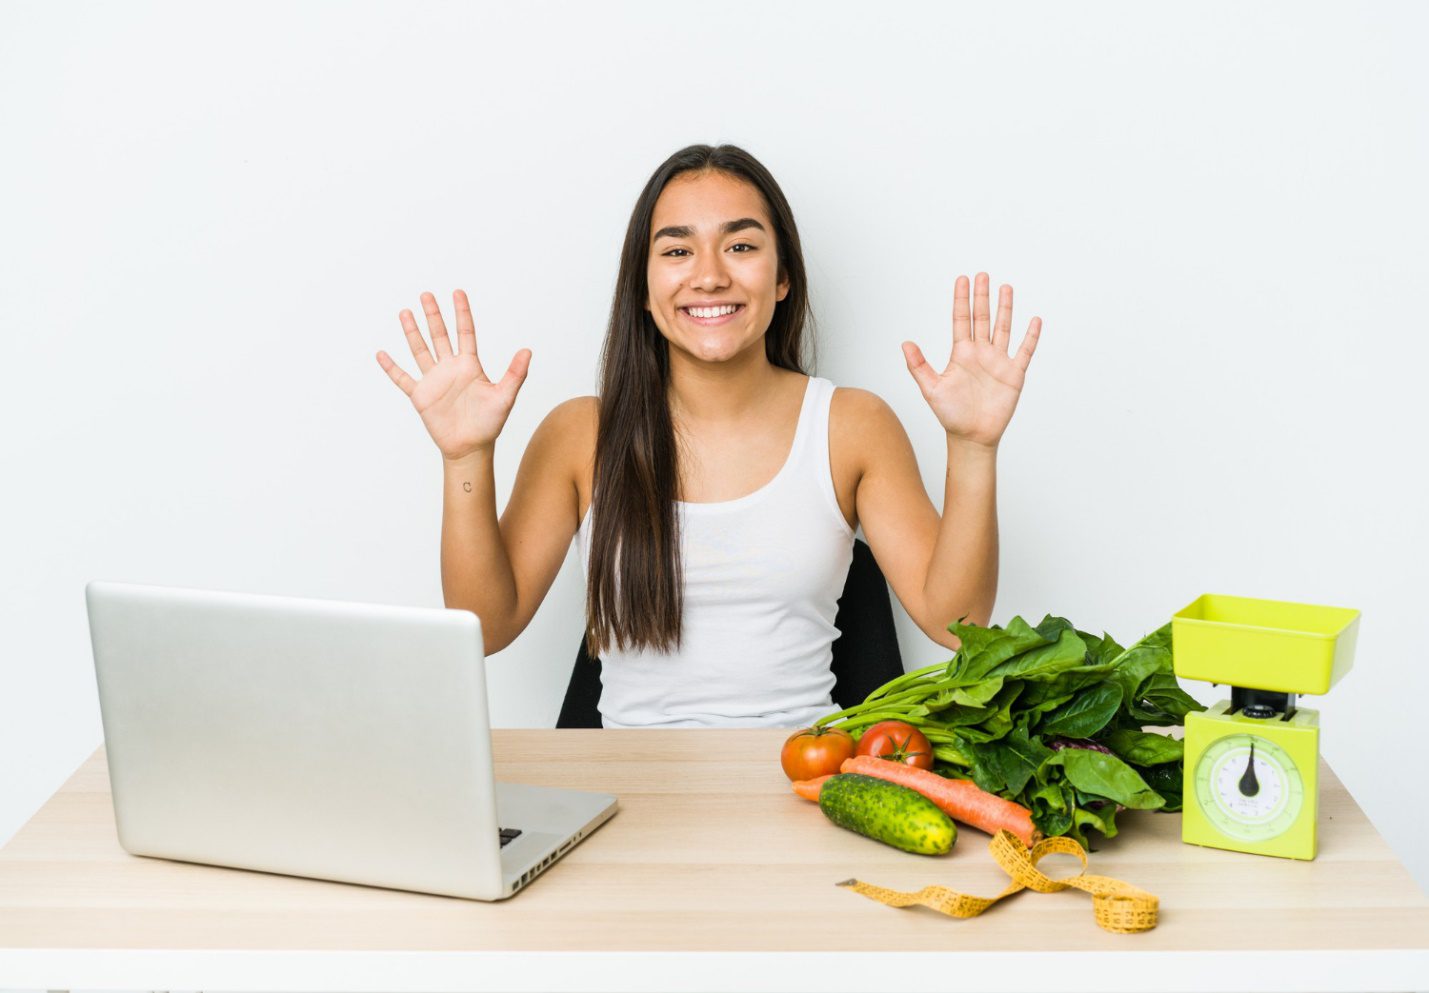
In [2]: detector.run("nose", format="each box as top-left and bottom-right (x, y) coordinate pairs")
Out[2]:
(688, 248), (731, 292)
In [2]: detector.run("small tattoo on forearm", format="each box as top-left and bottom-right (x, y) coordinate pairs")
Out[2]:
(463, 481), (472, 492)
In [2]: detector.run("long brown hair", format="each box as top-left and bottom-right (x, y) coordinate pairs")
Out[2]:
(586, 144), (814, 657)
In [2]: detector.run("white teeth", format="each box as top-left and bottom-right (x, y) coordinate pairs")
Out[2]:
(685, 305), (739, 318)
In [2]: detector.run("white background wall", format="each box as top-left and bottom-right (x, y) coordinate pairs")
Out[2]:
(3, 0), (1426, 900)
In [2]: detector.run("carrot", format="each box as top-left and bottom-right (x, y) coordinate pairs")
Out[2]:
(839, 756), (1040, 847)
(791, 773), (836, 802)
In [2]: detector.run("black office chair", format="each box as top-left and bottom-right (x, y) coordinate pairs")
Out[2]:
(556, 538), (905, 728)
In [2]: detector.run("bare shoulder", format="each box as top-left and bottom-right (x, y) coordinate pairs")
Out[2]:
(831, 385), (896, 422)
(530, 395), (598, 466)
(540, 394), (599, 433)
(521, 396), (598, 521)
(828, 387), (918, 529)
(830, 386), (913, 463)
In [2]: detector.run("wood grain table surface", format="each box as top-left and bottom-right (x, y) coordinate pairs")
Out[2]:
(1, 728), (1426, 992)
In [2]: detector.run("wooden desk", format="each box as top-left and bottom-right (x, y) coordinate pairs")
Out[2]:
(1, 729), (1426, 992)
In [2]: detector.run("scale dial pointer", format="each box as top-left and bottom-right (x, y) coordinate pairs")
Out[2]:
(1238, 740), (1260, 797)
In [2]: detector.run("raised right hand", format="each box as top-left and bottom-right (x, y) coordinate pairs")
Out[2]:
(376, 289), (532, 462)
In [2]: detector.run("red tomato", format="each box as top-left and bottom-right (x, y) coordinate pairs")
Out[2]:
(780, 726), (856, 782)
(854, 720), (935, 770)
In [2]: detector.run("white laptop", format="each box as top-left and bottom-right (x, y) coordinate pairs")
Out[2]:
(83, 581), (617, 901)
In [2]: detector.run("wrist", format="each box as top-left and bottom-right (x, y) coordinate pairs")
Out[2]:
(946, 434), (999, 460)
(443, 446), (494, 471)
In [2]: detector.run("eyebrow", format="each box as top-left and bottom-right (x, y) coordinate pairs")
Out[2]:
(652, 217), (767, 243)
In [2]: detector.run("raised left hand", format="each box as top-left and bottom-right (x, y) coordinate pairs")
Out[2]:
(902, 272), (1042, 449)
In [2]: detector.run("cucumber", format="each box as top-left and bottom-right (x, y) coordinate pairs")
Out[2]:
(818, 772), (957, 855)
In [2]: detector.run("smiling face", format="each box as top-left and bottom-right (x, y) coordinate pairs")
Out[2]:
(645, 170), (790, 368)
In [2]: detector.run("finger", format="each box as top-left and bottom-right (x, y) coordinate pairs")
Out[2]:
(973, 272), (991, 342)
(421, 291), (454, 359)
(454, 289), (479, 358)
(375, 350), (417, 397)
(952, 275), (972, 345)
(498, 348), (533, 398)
(397, 309), (436, 374)
(992, 284), (1013, 353)
(1012, 317), (1042, 372)
(901, 341), (939, 398)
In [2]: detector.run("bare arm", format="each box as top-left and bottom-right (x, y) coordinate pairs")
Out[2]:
(853, 271), (1042, 648)
(926, 437), (999, 626)
(377, 289), (584, 653)
(843, 392), (992, 650)
(440, 400), (591, 651)
(440, 448), (516, 638)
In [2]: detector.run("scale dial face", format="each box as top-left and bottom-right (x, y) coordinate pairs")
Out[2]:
(1193, 733), (1304, 841)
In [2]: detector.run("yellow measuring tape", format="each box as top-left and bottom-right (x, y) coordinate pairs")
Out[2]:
(836, 829), (1160, 933)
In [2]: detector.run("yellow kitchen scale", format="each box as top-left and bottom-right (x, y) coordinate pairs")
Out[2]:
(1171, 594), (1360, 860)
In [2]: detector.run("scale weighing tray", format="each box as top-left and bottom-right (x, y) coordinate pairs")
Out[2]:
(1171, 593), (1359, 695)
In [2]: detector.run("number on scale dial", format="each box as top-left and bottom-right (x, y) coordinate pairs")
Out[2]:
(1193, 733), (1304, 841)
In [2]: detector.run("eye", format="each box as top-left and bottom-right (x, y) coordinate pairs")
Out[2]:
(662, 243), (757, 258)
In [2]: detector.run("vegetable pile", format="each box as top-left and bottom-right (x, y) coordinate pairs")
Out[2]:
(811, 615), (1204, 848)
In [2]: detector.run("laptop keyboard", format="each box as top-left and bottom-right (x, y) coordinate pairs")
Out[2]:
(499, 827), (522, 847)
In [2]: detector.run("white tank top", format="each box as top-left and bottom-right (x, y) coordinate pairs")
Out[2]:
(576, 376), (855, 728)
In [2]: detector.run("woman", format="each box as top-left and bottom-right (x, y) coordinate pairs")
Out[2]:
(376, 144), (1041, 728)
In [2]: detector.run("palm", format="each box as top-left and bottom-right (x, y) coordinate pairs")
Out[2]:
(376, 290), (532, 461)
(410, 352), (517, 457)
(903, 273), (1041, 449)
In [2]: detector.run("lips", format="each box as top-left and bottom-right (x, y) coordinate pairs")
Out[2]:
(680, 304), (744, 327)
